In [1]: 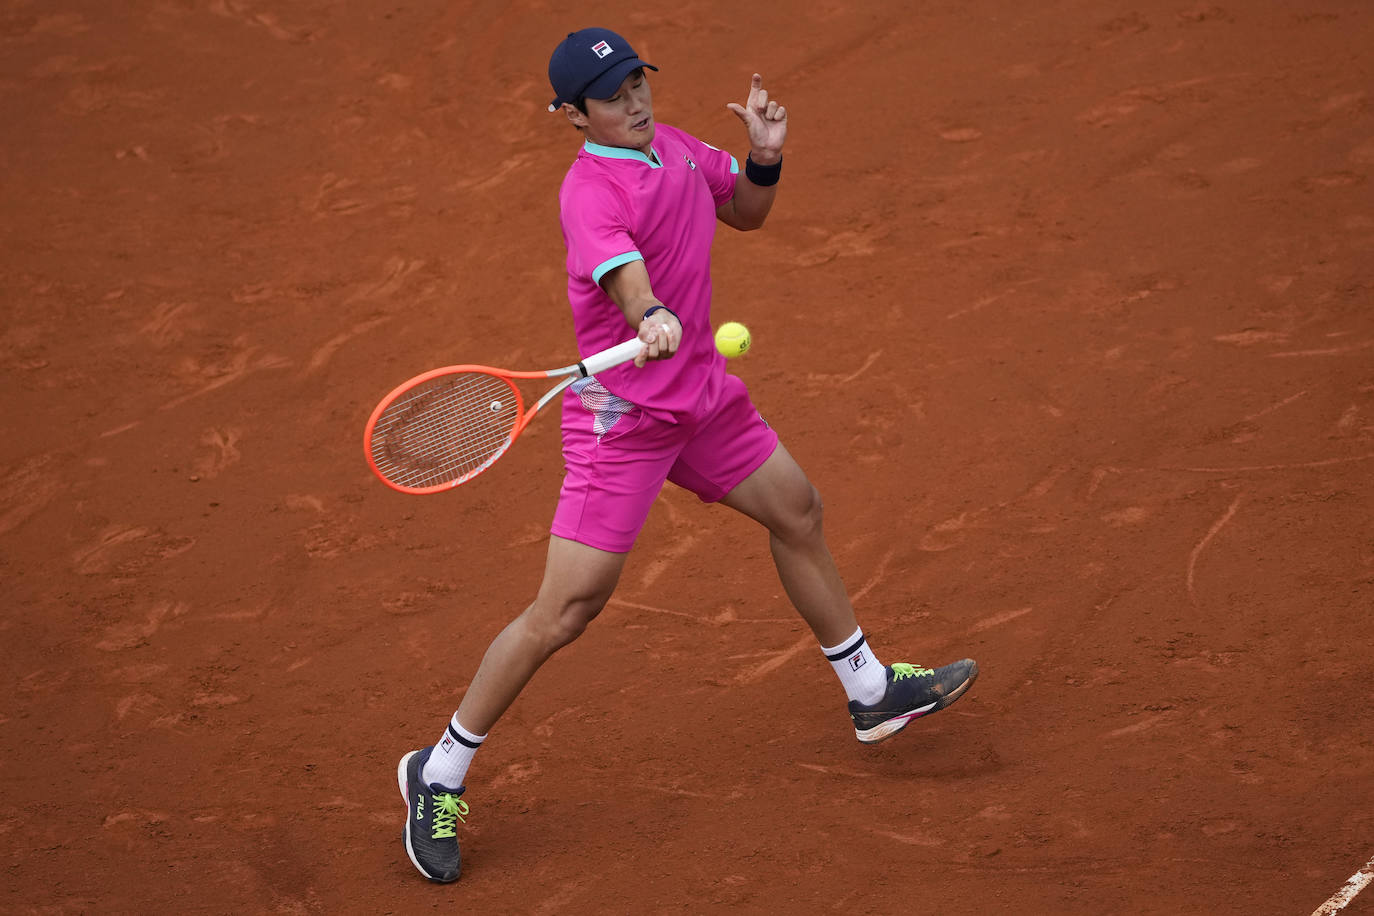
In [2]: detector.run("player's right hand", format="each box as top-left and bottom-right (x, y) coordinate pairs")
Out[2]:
(635, 311), (680, 367)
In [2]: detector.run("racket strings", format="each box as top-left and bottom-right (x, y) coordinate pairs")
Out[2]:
(371, 373), (522, 488)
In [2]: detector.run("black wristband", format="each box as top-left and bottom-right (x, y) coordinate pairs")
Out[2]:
(744, 154), (782, 187)
(643, 305), (678, 323)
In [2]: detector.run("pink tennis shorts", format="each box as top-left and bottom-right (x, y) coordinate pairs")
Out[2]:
(550, 372), (778, 553)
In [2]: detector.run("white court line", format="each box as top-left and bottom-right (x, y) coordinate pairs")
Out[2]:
(1310, 852), (1374, 915)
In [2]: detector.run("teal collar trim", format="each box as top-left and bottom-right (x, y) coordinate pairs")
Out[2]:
(583, 139), (662, 168)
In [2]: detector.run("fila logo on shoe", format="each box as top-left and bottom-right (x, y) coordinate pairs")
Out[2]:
(415, 796), (424, 820)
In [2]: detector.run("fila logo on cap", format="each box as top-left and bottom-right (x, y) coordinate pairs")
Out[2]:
(591, 39), (613, 58)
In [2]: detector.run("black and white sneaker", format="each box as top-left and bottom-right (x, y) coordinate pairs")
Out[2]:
(398, 747), (468, 882)
(848, 660), (978, 744)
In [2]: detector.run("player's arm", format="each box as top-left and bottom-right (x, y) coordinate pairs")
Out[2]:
(600, 259), (681, 367)
(717, 73), (787, 232)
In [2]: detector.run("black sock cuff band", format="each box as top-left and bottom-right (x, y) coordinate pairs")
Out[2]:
(446, 722), (483, 749)
(824, 632), (867, 662)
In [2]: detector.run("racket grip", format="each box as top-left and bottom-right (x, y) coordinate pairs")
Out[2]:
(580, 337), (648, 376)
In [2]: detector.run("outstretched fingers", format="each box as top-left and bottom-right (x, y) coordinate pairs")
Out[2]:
(727, 72), (787, 157)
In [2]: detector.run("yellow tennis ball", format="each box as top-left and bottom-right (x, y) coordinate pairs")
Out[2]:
(714, 321), (751, 358)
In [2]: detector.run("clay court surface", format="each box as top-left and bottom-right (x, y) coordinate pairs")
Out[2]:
(4, 0), (1373, 912)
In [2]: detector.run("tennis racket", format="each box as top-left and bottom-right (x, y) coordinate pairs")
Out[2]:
(364, 337), (646, 494)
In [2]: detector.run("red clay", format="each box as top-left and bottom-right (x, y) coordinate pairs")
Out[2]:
(2, 2), (1372, 913)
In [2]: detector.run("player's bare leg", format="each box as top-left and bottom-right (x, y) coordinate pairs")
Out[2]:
(455, 535), (628, 735)
(401, 537), (625, 883)
(722, 442), (977, 743)
(719, 442), (858, 646)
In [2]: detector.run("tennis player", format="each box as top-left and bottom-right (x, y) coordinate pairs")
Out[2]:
(398, 27), (979, 883)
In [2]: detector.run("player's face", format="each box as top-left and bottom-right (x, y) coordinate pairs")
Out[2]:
(577, 69), (654, 153)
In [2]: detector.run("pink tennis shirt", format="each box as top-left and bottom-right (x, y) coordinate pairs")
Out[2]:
(558, 123), (739, 421)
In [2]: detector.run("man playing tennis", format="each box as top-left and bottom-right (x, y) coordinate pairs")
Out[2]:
(398, 27), (979, 883)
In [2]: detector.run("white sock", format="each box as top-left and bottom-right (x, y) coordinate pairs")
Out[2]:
(421, 714), (485, 790)
(822, 627), (888, 706)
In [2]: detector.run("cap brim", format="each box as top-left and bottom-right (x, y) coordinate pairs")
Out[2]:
(584, 58), (657, 100)
(549, 59), (657, 112)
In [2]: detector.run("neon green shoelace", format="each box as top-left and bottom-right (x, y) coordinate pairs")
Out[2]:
(431, 793), (469, 840)
(892, 662), (934, 680)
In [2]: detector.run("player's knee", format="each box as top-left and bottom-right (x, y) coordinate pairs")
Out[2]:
(530, 593), (608, 651)
(773, 483), (825, 544)
(553, 599), (604, 646)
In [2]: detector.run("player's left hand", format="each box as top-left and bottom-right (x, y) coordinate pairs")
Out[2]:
(726, 73), (787, 165)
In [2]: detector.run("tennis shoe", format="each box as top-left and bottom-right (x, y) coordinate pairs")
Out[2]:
(849, 659), (978, 744)
(398, 747), (468, 883)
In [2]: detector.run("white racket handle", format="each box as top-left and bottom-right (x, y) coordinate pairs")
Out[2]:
(579, 337), (649, 377)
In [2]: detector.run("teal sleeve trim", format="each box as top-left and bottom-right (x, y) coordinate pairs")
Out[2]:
(729, 155), (739, 175)
(592, 250), (644, 285)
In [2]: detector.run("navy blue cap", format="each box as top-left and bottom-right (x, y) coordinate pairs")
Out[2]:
(547, 27), (657, 112)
